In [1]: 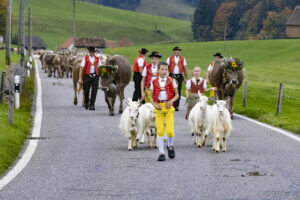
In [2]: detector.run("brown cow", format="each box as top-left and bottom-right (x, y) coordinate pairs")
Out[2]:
(72, 55), (84, 106)
(208, 57), (244, 118)
(42, 52), (56, 77)
(100, 55), (131, 116)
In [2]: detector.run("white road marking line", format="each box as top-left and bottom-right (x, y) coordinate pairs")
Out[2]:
(0, 58), (43, 190)
(181, 96), (300, 142)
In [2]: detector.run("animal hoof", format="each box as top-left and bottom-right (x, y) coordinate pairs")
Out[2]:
(128, 148), (132, 151)
(140, 142), (144, 144)
(109, 113), (114, 116)
(119, 110), (123, 114)
(216, 150), (219, 153)
(231, 115), (234, 119)
(74, 101), (78, 105)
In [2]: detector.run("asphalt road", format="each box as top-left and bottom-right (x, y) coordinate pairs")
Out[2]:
(0, 58), (299, 200)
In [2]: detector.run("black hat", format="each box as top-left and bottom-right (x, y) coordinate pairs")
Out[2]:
(87, 47), (96, 52)
(213, 52), (223, 58)
(148, 51), (162, 58)
(172, 46), (182, 51)
(139, 48), (149, 54)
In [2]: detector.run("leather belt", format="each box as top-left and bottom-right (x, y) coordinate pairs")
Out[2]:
(89, 73), (96, 77)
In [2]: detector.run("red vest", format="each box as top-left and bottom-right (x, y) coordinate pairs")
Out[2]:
(83, 55), (99, 75)
(152, 77), (174, 102)
(132, 55), (146, 72)
(169, 56), (185, 74)
(191, 79), (204, 93)
(145, 64), (158, 88)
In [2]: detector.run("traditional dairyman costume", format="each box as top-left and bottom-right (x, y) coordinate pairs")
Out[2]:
(80, 47), (101, 110)
(166, 47), (187, 111)
(132, 48), (148, 101)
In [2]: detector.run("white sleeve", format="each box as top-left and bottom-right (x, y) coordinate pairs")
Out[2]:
(207, 64), (212, 71)
(203, 79), (207, 89)
(172, 79), (178, 88)
(98, 58), (102, 67)
(184, 58), (187, 66)
(142, 67), (147, 77)
(137, 58), (144, 67)
(166, 57), (170, 65)
(186, 80), (191, 90)
(150, 81), (154, 90)
(80, 58), (85, 68)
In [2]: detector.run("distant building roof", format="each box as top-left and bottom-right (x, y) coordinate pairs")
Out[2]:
(105, 40), (118, 48)
(25, 36), (47, 49)
(286, 6), (300, 26)
(59, 38), (74, 49)
(75, 38), (106, 48)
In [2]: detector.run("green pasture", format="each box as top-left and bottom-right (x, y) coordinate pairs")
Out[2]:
(12, 0), (192, 50)
(103, 39), (300, 134)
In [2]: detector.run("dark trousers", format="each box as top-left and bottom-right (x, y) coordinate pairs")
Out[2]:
(132, 72), (143, 101)
(169, 73), (184, 109)
(83, 74), (99, 106)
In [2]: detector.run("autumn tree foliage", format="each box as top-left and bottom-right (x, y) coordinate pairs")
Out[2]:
(0, 0), (7, 36)
(192, 0), (299, 41)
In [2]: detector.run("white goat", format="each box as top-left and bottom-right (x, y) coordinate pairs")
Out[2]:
(203, 100), (232, 152)
(119, 98), (142, 151)
(136, 103), (157, 148)
(188, 94), (209, 147)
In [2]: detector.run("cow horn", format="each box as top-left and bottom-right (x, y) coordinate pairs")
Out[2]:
(113, 65), (119, 72)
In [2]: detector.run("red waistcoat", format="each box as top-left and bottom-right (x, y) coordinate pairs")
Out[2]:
(191, 79), (204, 93)
(145, 64), (158, 88)
(83, 55), (99, 75)
(132, 55), (147, 72)
(152, 77), (174, 102)
(169, 56), (185, 74)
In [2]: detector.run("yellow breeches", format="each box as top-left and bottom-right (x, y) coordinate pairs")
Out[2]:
(145, 88), (151, 103)
(154, 103), (175, 137)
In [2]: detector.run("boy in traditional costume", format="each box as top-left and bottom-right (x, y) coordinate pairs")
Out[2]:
(141, 51), (161, 103)
(150, 62), (179, 161)
(185, 66), (217, 119)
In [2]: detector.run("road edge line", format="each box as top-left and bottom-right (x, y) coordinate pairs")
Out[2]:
(0, 57), (43, 190)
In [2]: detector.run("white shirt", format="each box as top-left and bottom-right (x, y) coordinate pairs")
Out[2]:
(207, 62), (214, 71)
(150, 77), (178, 101)
(142, 64), (158, 83)
(166, 56), (187, 74)
(80, 55), (102, 74)
(186, 77), (207, 90)
(137, 56), (145, 67)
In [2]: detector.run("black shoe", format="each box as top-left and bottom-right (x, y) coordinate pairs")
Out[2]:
(158, 154), (166, 161)
(175, 108), (179, 111)
(89, 105), (95, 110)
(167, 146), (175, 159)
(85, 104), (89, 110)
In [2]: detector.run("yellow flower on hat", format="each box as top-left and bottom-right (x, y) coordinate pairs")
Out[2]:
(102, 68), (106, 73)
(232, 62), (237, 68)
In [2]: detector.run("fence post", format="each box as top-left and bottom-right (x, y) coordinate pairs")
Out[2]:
(276, 83), (284, 115)
(8, 84), (14, 125)
(243, 81), (247, 107)
(0, 71), (6, 104)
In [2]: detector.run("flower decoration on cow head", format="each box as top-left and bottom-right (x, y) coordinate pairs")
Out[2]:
(98, 65), (118, 77)
(224, 58), (244, 71)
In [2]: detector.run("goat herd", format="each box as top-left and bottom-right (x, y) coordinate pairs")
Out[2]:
(36, 50), (233, 153)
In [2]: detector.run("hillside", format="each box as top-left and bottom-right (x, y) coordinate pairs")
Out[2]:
(103, 39), (300, 134)
(11, 0), (193, 50)
(80, 0), (197, 20)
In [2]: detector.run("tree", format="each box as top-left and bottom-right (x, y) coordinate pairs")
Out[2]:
(0, 0), (7, 36)
(245, 2), (266, 39)
(211, 2), (238, 40)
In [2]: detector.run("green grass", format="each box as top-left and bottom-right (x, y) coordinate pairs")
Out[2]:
(103, 39), (300, 134)
(0, 52), (34, 175)
(12, 0), (193, 50)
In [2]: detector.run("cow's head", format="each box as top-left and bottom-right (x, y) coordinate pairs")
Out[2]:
(126, 98), (142, 126)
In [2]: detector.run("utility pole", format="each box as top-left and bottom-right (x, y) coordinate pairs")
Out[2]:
(5, 0), (12, 65)
(28, 6), (32, 56)
(73, 0), (76, 48)
(20, 0), (26, 68)
(18, 0), (22, 53)
(223, 16), (227, 52)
